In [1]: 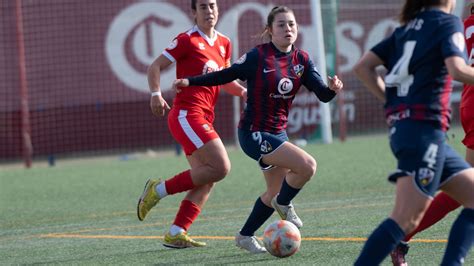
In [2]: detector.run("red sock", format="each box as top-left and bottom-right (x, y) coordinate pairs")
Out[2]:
(165, 170), (195, 195)
(404, 192), (461, 241)
(173, 200), (201, 231)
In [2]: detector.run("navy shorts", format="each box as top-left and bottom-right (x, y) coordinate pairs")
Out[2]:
(238, 128), (288, 170)
(388, 119), (470, 197)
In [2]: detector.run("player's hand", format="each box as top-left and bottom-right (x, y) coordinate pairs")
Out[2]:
(150, 94), (170, 117)
(172, 79), (189, 93)
(328, 75), (343, 93)
(241, 89), (248, 102)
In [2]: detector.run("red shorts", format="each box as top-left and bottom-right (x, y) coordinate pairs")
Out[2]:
(461, 106), (474, 149)
(168, 108), (219, 155)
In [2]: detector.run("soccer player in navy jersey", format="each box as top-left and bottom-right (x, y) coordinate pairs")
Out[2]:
(173, 6), (343, 253)
(390, 4), (474, 265)
(353, 0), (474, 265)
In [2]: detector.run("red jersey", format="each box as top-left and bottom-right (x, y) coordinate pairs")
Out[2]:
(163, 25), (231, 119)
(463, 15), (474, 109)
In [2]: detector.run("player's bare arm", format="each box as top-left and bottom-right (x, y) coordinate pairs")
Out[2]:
(353, 51), (386, 102)
(221, 81), (247, 101)
(148, 55), (172, 117)
(445, 55), (474, 85)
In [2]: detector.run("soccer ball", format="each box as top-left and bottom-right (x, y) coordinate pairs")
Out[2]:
(262, 220), (301, 258)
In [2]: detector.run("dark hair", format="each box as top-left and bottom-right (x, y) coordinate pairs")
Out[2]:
(261, 6), (295, 40)
(192, 0), (197, 10)
(399, 0), (448, 24)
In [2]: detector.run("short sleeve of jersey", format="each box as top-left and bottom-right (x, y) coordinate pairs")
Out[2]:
(370, 34), (395, 64)
(224, 40), (232, 68)
(440, 17), (466, 60)
(163, 33), (190, 63)
(230, 48), (258, 81)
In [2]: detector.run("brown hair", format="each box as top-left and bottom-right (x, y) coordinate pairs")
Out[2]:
(260, 6), (295, 41)
(399, 0), (448, 24)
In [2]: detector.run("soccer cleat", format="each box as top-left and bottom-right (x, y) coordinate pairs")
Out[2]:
(271, 196), (303, 228)
(390, 242), (410, 266)
(163, 232), (206, 248)
(235, 232), (267, 254)
(137, 179), (161, 221)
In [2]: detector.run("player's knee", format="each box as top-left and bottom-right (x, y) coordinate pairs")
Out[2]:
(300, 157), (317, 181)
(210, 159), (231, 182)
(394, 209), (425, 234)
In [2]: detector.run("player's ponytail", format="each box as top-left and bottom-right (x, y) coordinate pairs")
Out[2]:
(400, 0), (447, 25)
(400, 0), (424, 24)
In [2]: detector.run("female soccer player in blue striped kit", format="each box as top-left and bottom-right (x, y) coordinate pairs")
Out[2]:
(353, 0), (474, 265)
(173, 6), (343, 253)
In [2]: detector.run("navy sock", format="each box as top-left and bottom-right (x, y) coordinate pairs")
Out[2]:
(277, 178), (301, 205)
(441, 208), (474, 266)
(354, 218), (405, 266)
(240, 197), (274, 236)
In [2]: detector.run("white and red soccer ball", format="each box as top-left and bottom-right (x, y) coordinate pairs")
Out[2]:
(262, 220), (301, 258)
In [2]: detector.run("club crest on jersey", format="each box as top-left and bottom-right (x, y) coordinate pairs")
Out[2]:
(293, 64), (304, 77)
(219, 46), (226, 57)
(277, 78), (293, 95)
(235, 54), (247, 64)
(260, 140), (273, 153)
(167, 39), (178, 50)
(198, 42), (205, 50)
(418, 167), (434, 186)
(452, 32), (465, 52)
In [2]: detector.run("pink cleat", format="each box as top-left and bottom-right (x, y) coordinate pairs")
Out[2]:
(390, 242), (410, 266)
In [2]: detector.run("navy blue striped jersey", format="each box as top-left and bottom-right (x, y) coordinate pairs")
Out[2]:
(371, 9), (466, 131)
(188, 42), (335, 133)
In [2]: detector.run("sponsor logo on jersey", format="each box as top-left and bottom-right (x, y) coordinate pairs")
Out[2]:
(418, 167), (434, 186)
(293, 64), (304, 77)
(203, 60), (220, 74)
(202, 123), (210, 131)
(277, 78), (293, 95)
(263, 68), (275, 73)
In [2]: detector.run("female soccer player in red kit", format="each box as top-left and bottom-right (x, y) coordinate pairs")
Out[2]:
(136, 0), (247, 248)
(390, 3), (474, 265)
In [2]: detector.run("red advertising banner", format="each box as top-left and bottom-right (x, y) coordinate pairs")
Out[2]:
(1, 0), (465, 159)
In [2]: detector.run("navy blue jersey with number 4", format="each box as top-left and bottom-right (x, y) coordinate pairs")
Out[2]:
(371, 9), (466, 131)
(188, 42), (336, 133)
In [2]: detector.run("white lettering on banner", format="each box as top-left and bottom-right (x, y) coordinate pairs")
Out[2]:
(288, 106), (320, 134)
(104, 1), (400, 130)
(287, 92), (355, 133)
(105, 2), (191, 93)
(337, 19), (398, 73)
